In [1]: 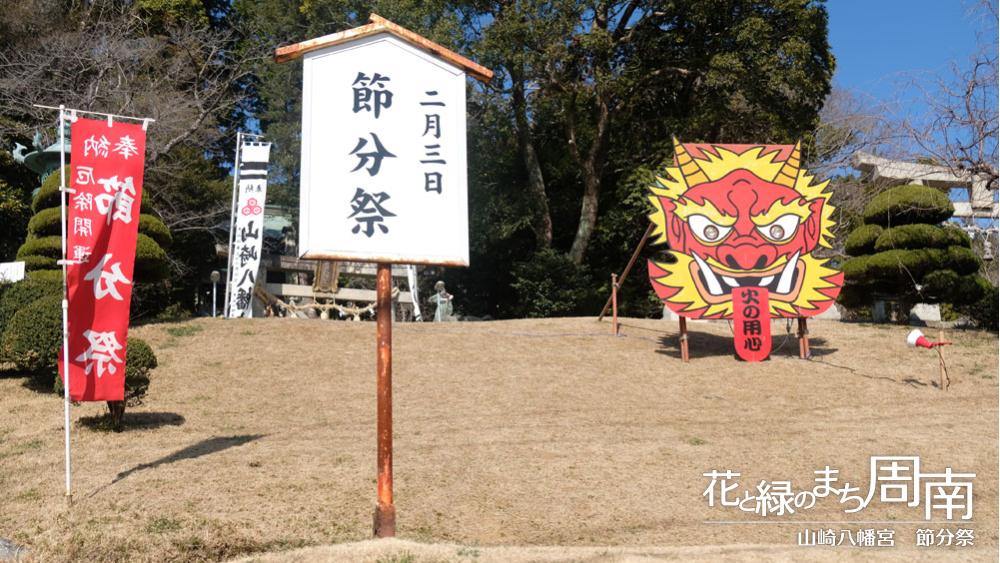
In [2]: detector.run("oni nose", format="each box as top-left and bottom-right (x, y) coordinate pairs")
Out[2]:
(724, 254), (768, 270)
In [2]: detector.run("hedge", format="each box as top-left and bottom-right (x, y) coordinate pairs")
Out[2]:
(29, 270), (63, 283)
(845, 224), (882, 256)
(863, 185), (954, 226)
(942, 224), (973, 248)
(2, 294), (62, 373)
(0, 278), (61, 337)
(134, 233), (169, 282)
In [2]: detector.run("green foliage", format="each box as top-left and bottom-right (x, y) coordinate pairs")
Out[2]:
(0, 148), (34, 261)
(845, 224), (883, 255)
(862, 185), (954, 226)
(124, 337), (157, 405)
(138, 215), (173, 249)
(962, 284), (998, 331)
(2, 294), (62, 374)
(134, 233), (170, 282)
(31, 166), (65, 213)
(21, 254), (57, 271)
(874, 224), (950, 251)
(26, 206), (62, 237)
(28, 270), (63, 283)
(0, 278), (60, 337)
(16, 235), (62, 260)
(942, 224), (973, 248)
(509, 249), (598, 318)
(843, 247), (980, 282)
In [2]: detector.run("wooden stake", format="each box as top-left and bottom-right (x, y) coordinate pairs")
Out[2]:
(611, 274), (618, 336)
(679, 316), (689, 362)
(797, 317), (810, 359)
(373, 263), (395, 537)
(598, 223), (655, 321)
(938, 329), (948, 391)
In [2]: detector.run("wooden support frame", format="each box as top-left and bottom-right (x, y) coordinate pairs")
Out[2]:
(797, 317), (810, 359)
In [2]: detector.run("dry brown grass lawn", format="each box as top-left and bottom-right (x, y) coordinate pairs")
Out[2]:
(0, 317), (996, 563)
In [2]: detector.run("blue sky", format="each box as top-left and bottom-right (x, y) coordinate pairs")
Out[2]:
(826, 1), (989, 98)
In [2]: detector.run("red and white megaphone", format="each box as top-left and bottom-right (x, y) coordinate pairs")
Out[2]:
(906, 329), (952, 349)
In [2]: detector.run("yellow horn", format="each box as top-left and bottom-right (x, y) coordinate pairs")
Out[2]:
(773, 140), (802, 188)
(672, 136), (709, 187)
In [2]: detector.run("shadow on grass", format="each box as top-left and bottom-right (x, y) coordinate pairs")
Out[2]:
(78, 411), (186, 433)
(655, 328), (835, 360)
(112, 434), (266, 484)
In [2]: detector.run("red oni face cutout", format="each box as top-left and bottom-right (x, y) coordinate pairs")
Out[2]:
(647, 140), (843, 319)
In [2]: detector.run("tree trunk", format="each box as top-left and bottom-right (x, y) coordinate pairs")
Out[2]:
(511, 67), (553, 249)
(107, 400), (125, 430)
(569, 173), (601, 263)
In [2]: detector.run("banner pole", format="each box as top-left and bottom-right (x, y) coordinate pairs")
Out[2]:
(57, 105), (72, 506)
(223, 132), (242, 318)
(373, 262), (395, 537)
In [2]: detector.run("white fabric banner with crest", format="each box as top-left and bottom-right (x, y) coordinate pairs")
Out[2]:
(227, 142), (271, 318)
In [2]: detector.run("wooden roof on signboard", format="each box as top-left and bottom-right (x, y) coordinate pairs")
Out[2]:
(274, 14), (494, 84)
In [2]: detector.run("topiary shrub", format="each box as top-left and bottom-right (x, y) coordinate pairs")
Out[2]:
(844, 224), (882, 256)
(863, 185), (954, 226)
(840, 182), (989, 318)
(18, 166), (168, 282)
(0, 278), (61, 338)
(58, 336), (158, 430)
(2, 294), (62, 374)
(873, 224), (950, 251)
(26, 206), (63, 238)
(28, 270), (63, 283)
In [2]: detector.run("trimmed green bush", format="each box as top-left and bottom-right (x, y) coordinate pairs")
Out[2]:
(863, 185), (953, 226)
(26, 206), (63, 238)
(0, 278), (61, 336)
(963, 284), (998, 331)
(844, 224), (883, 256)
(31, 166), (66, 213)
(16, 235), (62, 260)
(2, 294), (62, 373)
(138, 215), (172, 249)
(28, 270), (63, 283)
(874, 224), (949, 251)
(124, 337), (157, 405)
(134, 233), (170, 282)
(942, 224), (973, 248)
(21, 254), (58, 271)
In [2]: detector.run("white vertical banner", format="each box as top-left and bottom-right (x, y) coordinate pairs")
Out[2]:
(227, 142), (271, 318)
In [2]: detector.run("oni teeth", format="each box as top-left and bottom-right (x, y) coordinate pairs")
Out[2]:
(776, 251), (800, 294)
(722, 276), (739, 288)
(759, 276), (774, 287)
(692, 252), (724, 296)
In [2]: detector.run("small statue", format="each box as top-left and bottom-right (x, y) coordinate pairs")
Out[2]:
(430, 281), (453, 322)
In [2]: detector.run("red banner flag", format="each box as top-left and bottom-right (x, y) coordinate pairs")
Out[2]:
(58, 117), (147, 401)
(733, 287), (771, 362)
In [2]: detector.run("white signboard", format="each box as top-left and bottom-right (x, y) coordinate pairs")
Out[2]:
(300, 33), (469, 266)
(227, 142), (271, 318)
(0, 261), (25, 283)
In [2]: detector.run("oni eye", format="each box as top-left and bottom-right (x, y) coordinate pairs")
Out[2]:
(689, 215), (732, 243)
(757, 214), (799, 242)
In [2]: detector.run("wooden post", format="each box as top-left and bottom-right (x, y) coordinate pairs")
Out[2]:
(598, 223), (655, 321)
(679, 316), (689, 362)
(938, 329), (947, 391)
(611, 274), (619, 336)
(373, 263), (395, 537)
(797, 317), (810, 359)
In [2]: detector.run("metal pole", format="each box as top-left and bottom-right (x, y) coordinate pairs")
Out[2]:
(223, 132), (242, 318)
(212, 282), (217, 318)
(599, 222), (655, 321)
(58, 106), (72, 505)
(374, 263), (395, 537)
